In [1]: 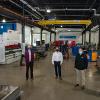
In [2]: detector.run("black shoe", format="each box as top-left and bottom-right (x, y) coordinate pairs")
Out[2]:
(81, 86), (85, 90)
(31, 77), (34, 80)
(75, 84), (79, 87)
(26, 78), (28, 80)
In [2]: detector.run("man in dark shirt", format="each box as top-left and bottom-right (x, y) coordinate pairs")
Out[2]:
(25, 44), (35, 80)
(75, 48), (88, 89)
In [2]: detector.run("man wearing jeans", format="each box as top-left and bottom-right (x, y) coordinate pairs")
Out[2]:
(52, 47), (63, 80)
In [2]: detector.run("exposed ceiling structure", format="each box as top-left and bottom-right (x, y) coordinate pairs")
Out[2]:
(0, 0), (100, 29)
(24, 0), (100, 19)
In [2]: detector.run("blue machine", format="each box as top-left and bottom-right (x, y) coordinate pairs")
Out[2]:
(72, 46), (79, 56)
(88, 50), (92, 62)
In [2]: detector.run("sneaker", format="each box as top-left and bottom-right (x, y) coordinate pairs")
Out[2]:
(75, 84), (79, 87)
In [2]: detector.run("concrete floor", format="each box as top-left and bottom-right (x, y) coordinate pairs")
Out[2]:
(0, 52), (100, 100)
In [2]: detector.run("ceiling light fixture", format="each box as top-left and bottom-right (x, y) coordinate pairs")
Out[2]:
(56, 30), (58, 32)
(68, 30), (71, 31)
(61, 25), (63, 28)
(32, 28), (34, 31)
(1, 26), (3, 29)
(2, 19), (6, 23)
(46, 9), (51, 13)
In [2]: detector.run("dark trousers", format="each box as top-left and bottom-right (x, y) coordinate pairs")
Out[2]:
(20, 54), (24, 66)
(26, 61), (34, 80)
(54, 61), (61, 78)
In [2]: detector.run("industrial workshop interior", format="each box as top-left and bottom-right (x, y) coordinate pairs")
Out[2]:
(1, 0), (100, 100)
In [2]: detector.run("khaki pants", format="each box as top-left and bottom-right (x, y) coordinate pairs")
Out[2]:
(75, 69), (86, 86)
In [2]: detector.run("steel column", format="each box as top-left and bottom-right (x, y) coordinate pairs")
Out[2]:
(82, 33), (84, 45)
(54, 33), (56, 41)
(40, 28), (43, 44)
(22, 4), (25, 43)
(50, 33), (52, 42)
(31, 28), (33, 45)
(84, 33), (86, 45)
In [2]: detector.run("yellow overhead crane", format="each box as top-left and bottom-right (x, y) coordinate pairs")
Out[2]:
(36, 20), (91, 26)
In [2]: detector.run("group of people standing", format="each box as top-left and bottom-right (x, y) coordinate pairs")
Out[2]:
(22, 44), (88, 90)
(52, 47), (88, 90)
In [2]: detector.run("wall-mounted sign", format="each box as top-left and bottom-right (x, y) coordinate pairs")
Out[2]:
(59, 36), (76, 39)
(0, 23), (16, 34)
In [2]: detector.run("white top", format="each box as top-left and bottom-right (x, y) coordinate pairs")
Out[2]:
(52, 51), (63, 64)
(28, 49), (31, 62)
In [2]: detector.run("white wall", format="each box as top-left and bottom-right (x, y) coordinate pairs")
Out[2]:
(33, 27), (41, 33)
(32, 34), (40, 46)
(77, 35), (82, 43)
(86, 31), (89, 42)
(45, 32), (50, 44)
(91, 30), (99, 45)
(25, 26), (31, 44)
(16, 23), (22, 43)
(16, 24), (49, 45)
(77, 30), (99, 45)
(42, 34), (46, 41)
(16, 23), (32, 44)
(42, 30), (50, 43)
(51, 33), (55, 42)
(32, 28), (51, 45)
(32, 27), (41, 46)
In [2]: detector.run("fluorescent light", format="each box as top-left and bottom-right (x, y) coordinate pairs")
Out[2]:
(61, 25), (63, 28)
(32, 28), (34, 30)
(1, 26), (3, 29)
(56, 30), (58, 32)
(68, 30), (71, 31)
(2, 19), (6, 23)
(46, 9), (51, 13)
